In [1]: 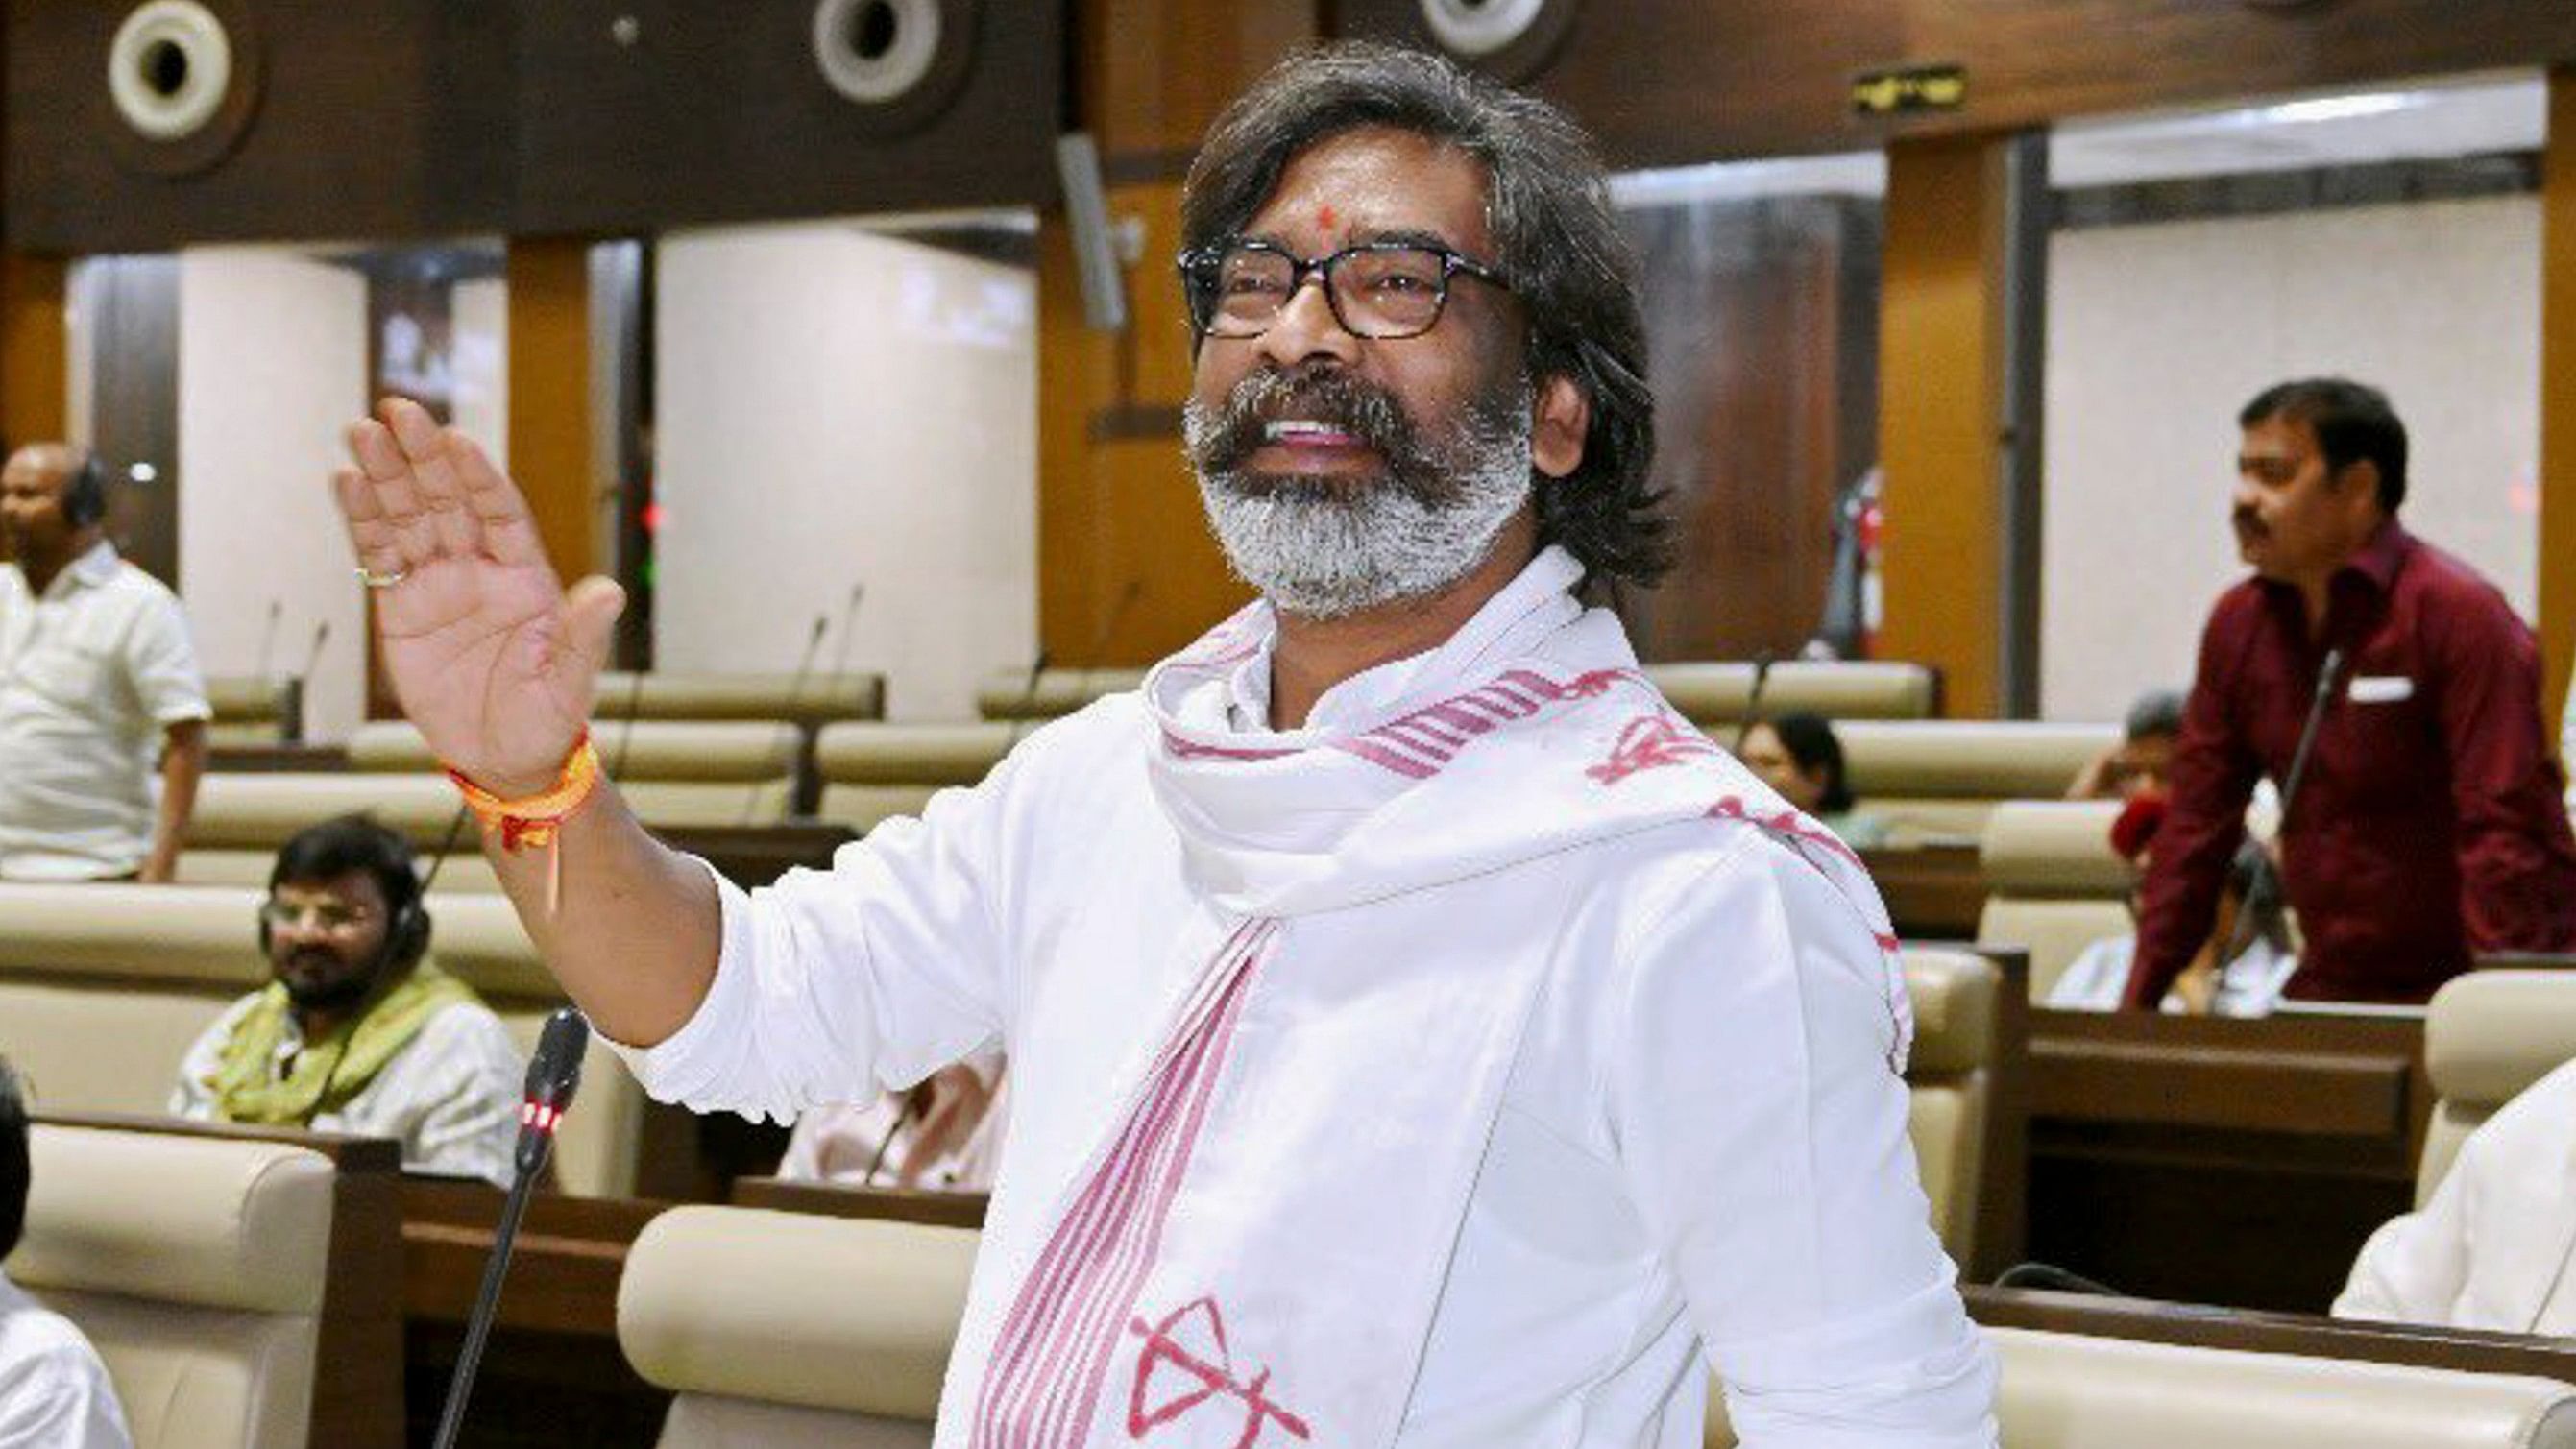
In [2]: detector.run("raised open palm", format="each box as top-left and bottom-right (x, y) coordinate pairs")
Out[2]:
(333, 398), (623, 796)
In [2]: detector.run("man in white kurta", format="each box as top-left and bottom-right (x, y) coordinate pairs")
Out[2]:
(625, 549), (1992, 1445)
(2336, 1057), (2576, 1334)
(330, 41), (1995, 1449)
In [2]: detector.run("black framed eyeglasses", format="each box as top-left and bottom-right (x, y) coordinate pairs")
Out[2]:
(1178, 238), (1510, 341)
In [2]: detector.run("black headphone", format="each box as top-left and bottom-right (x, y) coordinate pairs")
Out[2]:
(59, 452), (108, 530)
(256, 860), (435, 972)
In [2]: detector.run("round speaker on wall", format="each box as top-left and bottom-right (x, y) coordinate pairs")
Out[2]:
(810, 0), (978, 136)
(1416, 0), (1577, 83)
(104, 0), (260, 175)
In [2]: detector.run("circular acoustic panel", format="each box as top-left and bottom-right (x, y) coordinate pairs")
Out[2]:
(810, 0), (980, 138)
(103, 0), (262, 177)
(1416, 0), (1578, 85)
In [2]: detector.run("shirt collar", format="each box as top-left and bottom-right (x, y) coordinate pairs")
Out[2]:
(53, 540), (120, 597)
(2339, 518), (2410, 593)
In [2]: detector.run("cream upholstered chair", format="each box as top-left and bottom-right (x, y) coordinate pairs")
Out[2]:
(1837, 721), (2117, 846)
(1706, 1326), (2576, 1447)
(12, 1124), (379, 1449)
(1977, 800), (2131, 1002)
(592, 670), (887, 725)
(619, 1206), (979, 1447)
(348, 719), (803, 827)
(814, 722), (1020, 832)
(2418, 970), (2576, 1208)
(1645, 660), (1938, 727)
(0, 881), (645, 1197)
(201, 674), (293, 748)
(1903, 948), (2008, 1273)
(174, 772), (501, 891)
(974, 666), (1149, 721)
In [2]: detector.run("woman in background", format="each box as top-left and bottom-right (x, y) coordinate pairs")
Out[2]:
(1738, 712), (1891, 850)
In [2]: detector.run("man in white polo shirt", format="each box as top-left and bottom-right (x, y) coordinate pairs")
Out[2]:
(0, 444), (208, 882)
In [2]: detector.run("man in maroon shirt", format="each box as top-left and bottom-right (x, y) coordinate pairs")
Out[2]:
(2128, 378), (2576, 1009)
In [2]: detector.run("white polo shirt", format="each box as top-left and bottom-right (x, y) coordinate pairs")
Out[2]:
(0, 543), (209, 880)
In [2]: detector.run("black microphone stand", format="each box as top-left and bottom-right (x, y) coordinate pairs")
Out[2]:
(430, 1007), (590, 1449)
(2207, 647), (2345, 990)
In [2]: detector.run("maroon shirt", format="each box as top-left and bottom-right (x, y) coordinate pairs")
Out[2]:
(2130, 520), (2576, 1007)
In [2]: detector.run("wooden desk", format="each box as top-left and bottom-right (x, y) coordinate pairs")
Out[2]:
(207, 742), (350, 772)
(1859, 842), (1984, 940)
(1965, 1284), (2576, 1382)
(653, 821), (857, 889)
(731, 1174), (990, 1229)
(2021, 1009), (2429, 1313)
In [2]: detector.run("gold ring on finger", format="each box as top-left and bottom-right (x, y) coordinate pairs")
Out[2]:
(355, 566), (410, 590)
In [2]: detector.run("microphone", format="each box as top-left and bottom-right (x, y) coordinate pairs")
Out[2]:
(827, 582), (867, 684)
(252, 598), (281, 680)
(743, 615), (830, 826)
(1001, 647), (1054, 748)
(431, 1007), (591, 1449)
(1731, 650), (1778, 753)
(298, 620), (330, 682)
(2207, 647), (2344, 999)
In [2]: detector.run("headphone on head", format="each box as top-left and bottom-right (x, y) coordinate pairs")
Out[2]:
(256, 847), (435, 973)
(59, 452), (108, 530)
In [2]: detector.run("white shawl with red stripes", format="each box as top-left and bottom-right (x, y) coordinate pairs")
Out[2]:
(959, 548), (1908, 1448)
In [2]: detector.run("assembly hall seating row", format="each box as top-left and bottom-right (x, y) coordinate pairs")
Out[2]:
(970, 660), (1942, 727)
(203, 674), (301, 748)
(616, 1211), (2576, 1449)
(0, 881), (644, 1198)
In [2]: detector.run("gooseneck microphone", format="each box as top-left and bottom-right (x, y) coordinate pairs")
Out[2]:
(2209, 647), (2345, 990)
(743, 615), (832, 826)
(827, 581), (867, 683)
(430, 1007), (590, 1449)
(1731, 651), (1778, 754)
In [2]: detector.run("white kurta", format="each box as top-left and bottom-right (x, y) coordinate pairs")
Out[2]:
(2335, 1056), (2576, 1334)
(616, 549), (1995, 1446)
(171, 995), (526, 1189)
(0, 1271), (130, 1449)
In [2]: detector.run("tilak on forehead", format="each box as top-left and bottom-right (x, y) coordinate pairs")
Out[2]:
(1317, 205), (1338, 229)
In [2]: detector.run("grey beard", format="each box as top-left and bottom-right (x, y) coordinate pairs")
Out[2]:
(1183, 387), (1535, 622)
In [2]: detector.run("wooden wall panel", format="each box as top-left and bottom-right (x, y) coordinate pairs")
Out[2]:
(0, 254), (64, 447)
(1338, 0), (2576, 167)
(507, 241), (600, 586)
(2542, 66), (2576, 742)
(1615, 196), (1879, 663)
(1877, 133), (2010, 718)
(1038, 0), (1319, 666)
(513, 0), (1060, 234)
(5, 0), (513, 252)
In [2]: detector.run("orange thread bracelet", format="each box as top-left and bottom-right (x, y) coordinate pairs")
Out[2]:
(446, 732), (603, 853)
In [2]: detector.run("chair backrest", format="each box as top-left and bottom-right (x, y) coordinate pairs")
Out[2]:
(2420, 971), (2576, 1208)
(814, 722), (1019, 832)
(346, 720), (803, 827)
(975, 667), (1148, 721)
(619, 1206), (980, 1448)
(593, 670), (887, 726)
(0, 882), (644, 1197)
(1903, 948), (2003, 1270)
(1645, 661), (1938, 726)
(15, 1125), (340, 1449)
(1707, 1326), (2576, 1448)
(1837, 720), (2116, 846)
(1977, 799), (2132, 1001)
(202, 675), (293, 747)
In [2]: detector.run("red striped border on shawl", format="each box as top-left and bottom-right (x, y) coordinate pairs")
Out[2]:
(971, 920), (1282, 1447)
